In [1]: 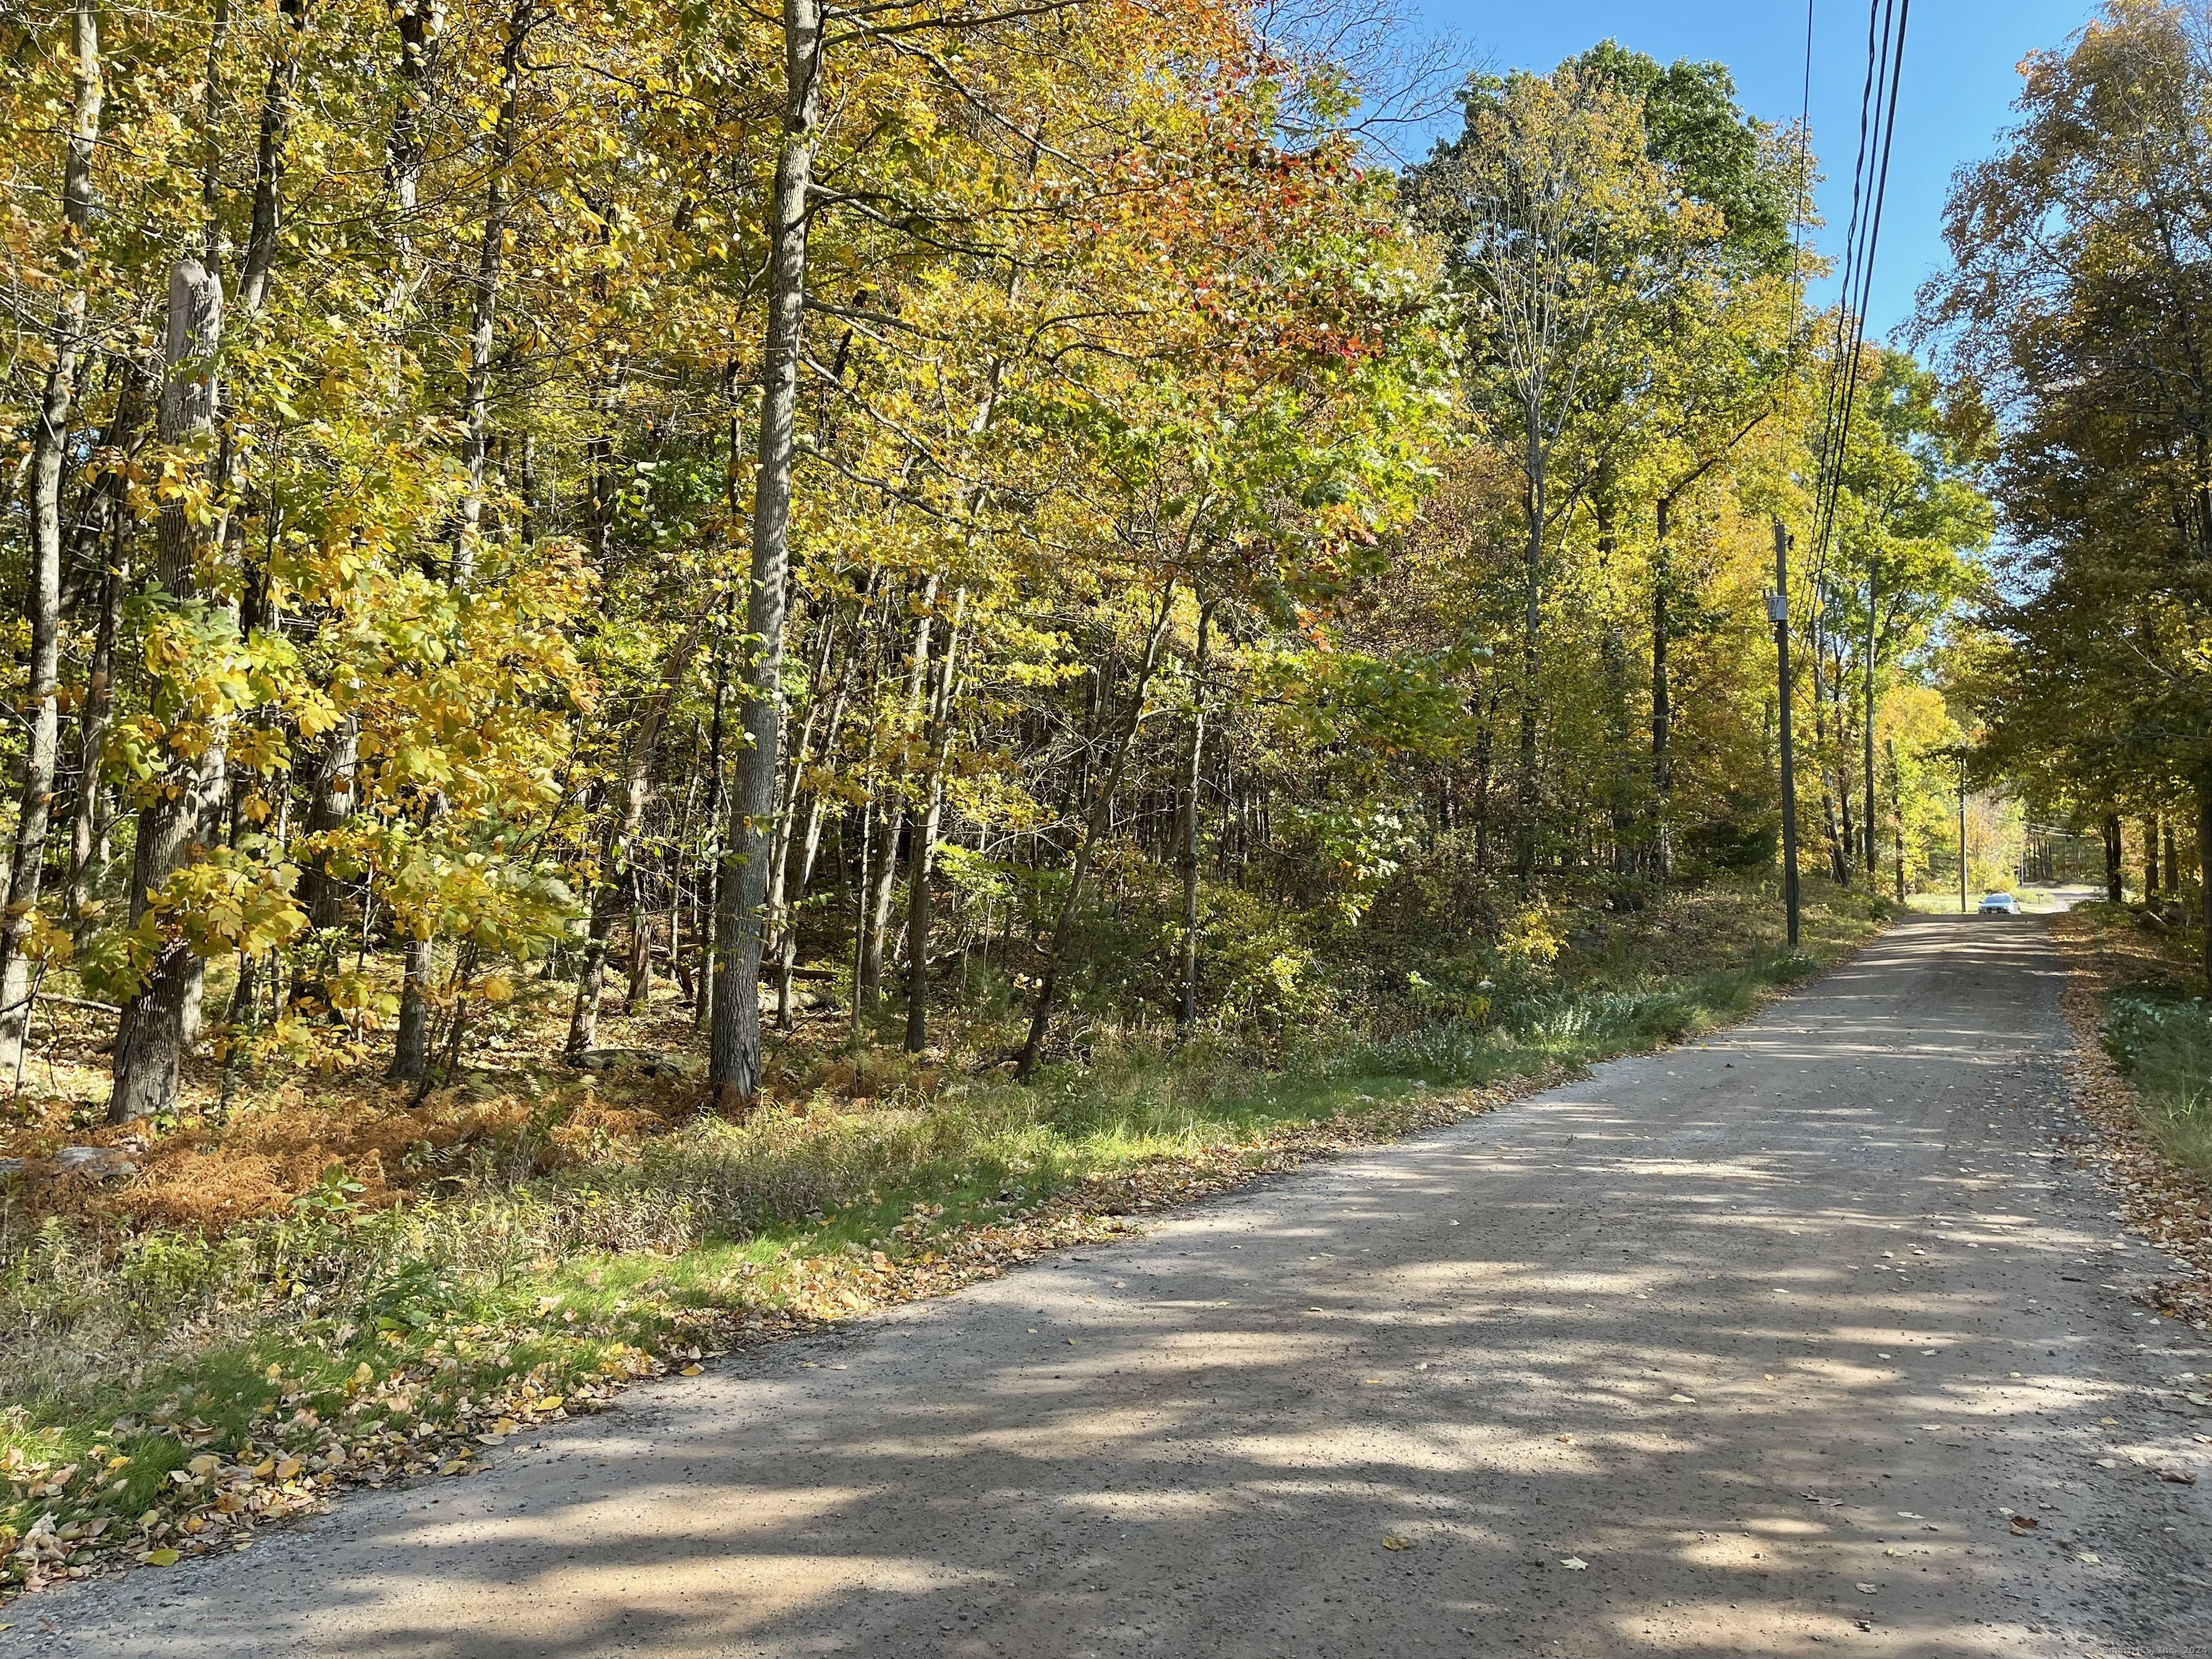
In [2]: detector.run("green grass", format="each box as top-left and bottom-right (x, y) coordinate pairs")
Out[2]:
(0, 884), (1876, 1582)
(2101, 982), (2212, 1178)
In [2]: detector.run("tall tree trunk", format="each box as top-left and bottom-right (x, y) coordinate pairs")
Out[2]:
(297, 716), (359, 934)
(1887, 737), (1905, 903)
(2145, 817), (2161, 899)
(66, 532), (127, 938)
(763, 603), (835, 997)
(779, 750), (841, 1026)
(777, 575), (875, 1026)
(1863, 576), (1878, 878)
(58, 361), (145, 946)
(2103, 813), (2123, 905)
(2198, 777), (2212, 979)
(382, 0), (443, 341)
(566, 797), (619, 1050)
(1017, 581), (1176, 1082)
(235, 1), (312, 315)
(390, 935), (436, 1081)
(1176, 602), (1213, 1038)
(1837, 737), (1858, 886)
(709, 0), (824, 1107)
(696, 605), (730, 1032)
(861, 578), (937, 1015)
(1472, 693), (1492, 874)
(1516, 390), (1543, 891)
(1590, 489), (1633, 877)
(108, 258), (225, 1123)
(1810, 622), (1847, 886)
(116, 0), (296, 1110)
(390, 0), (523, 1079)
(905, 589), (966, 1053)
(0, 0), (102, 1072)
(453, 0), (530, 580)
(567, 601), (714, 1053)
(624, 881), (652, 1014)
(1649, 493), (1672, 885)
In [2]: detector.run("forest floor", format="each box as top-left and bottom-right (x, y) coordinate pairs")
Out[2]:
(6, 912), (2211, 1656)
(2, 878), (1883, 1600)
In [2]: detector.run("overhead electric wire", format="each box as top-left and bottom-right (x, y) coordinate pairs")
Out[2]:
(1819, 1), (1910, 555)
(1809, 4), (1889, 535)
(1810, 0), (1889, 474)
(1808, 0), (1912, 590)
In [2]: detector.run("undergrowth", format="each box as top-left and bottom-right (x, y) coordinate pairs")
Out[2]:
(0, 881), (1874, 1591)
(2102, 983), (2212, 1178)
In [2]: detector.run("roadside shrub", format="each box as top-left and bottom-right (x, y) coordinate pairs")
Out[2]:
(2102, 984), (2212, 1176)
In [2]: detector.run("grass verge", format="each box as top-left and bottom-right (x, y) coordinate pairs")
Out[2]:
(1, 881), (1879, 1598)
(2044, 904), (2212, 1336)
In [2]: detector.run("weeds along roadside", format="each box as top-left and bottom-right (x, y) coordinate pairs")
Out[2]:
(2062, 900), (2212, 1182)
(0, 881), (1884, 1596)
(2047, 902), (2212, 1337)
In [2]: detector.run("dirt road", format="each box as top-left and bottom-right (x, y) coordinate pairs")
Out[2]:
(9, 916), (2209, 1658)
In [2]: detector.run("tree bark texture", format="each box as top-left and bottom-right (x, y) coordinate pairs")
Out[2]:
(1, 0), (103, 1071)
(905, 589), (966, 1053)
(1648, 495), (1671, 885)
(1176, 603), (1212, 1037)
(709, 0), (823, 1107)
(1516, 387), (1543, 891)
(109, 256), (225, 1123)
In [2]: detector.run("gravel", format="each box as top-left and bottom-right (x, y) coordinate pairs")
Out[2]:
(7, 914), (2207, 1658)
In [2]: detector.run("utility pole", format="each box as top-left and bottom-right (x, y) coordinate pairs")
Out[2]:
(1864, 571), (1878, 877)
(1959, 760), (1969, 914)
(1771, 521), (1799, 946)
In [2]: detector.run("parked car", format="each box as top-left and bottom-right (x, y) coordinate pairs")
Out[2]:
(1978, 891), (2023, 915)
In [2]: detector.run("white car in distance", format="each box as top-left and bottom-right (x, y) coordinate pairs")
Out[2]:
(1977, 891), (2023, 915)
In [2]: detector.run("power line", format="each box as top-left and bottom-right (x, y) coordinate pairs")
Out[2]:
(1809, 0), (1912, 587)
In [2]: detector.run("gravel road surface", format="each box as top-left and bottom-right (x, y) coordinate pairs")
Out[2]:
(8, 914), (2209, 1658)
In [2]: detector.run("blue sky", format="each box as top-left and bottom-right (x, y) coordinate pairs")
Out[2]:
(1393, 1), (2100, 338)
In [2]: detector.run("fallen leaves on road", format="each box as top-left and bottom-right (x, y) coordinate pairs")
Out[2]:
(1558, 1557), (1588, 1570)
(1381, 1537), (1413, 1551)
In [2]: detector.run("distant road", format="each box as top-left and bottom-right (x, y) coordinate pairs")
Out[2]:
(12, 915), (2208, 1658)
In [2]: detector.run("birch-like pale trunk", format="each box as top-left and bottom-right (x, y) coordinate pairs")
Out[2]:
(0, 0), (102, 1071)
(904, 588), (966, 1053)
(112, 0), (306, 1117)
(109, 259), (225, 1122)
(709, 0), (823, 1106)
